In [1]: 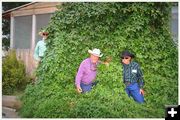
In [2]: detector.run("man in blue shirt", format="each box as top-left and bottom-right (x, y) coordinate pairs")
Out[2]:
(121, 50), (145, 103)
(33, 31), (48, 63)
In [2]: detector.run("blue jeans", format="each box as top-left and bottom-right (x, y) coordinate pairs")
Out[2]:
(80, 81), (98, 93)
(125, 83), (144, 103)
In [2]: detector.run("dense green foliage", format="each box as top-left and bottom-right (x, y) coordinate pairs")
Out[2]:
(2, 50), (30, 95)
(20, 3), (178, 118)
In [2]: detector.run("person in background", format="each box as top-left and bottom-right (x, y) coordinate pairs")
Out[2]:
(33, 31), (49, 63)
(75, 48), (110, 93)
(120, 50), (145, 103)
(32, 31), (49, 84)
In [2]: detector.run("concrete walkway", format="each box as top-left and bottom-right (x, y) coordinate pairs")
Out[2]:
(2, 107), (19, 118)
(2, 95), (22, 118)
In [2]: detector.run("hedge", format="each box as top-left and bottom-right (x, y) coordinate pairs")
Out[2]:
(20, 2), (178, 118)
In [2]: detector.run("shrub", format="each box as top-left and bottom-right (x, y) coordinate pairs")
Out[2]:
(2, 50), (30, 95)
(20, 3), (178, 118)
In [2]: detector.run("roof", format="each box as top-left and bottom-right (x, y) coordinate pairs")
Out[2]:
(2, 2), (60, 19)
(2, 2), (35, 19)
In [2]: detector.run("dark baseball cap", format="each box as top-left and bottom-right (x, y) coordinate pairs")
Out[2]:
(121, 50), (135, 58)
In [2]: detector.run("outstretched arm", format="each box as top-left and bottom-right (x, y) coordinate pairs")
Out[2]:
(100, 56), (112, 66)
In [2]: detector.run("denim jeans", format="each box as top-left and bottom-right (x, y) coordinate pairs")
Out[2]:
(80, 81), (98, 93)
(125, 83), (144, 103)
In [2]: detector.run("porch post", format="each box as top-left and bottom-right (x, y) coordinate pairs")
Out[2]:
(31, 14), (36, 50)
(10, 16), (14, 49)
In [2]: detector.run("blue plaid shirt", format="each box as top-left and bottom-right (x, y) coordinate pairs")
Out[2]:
(122, 61), (144, 88)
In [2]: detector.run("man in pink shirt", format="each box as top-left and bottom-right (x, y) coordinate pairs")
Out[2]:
(75, 48), (107, 93)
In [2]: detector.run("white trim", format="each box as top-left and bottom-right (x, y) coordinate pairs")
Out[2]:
(31, 14), (36, 50)
(10, 16), (14, 48)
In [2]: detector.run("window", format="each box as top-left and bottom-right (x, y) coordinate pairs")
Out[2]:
(171, 6), (178, 45)
(14, 15), (32, 49)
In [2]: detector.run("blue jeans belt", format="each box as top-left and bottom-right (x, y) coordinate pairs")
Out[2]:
(125, 81), (136, 86)
(81, 82), (91, 85)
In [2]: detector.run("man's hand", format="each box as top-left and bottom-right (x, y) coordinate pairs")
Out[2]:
(102, 56), (112, 67)
(36, 57), (41, 64)
(38, 59), (41, 64)
(140, 89), (145, 96)
(76, 86), (82, 93)
(104, 62), (109, 66)
(105, 56), (112, 63)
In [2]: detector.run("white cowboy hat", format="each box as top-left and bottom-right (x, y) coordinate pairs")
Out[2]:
(88, 48), (103, 57)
